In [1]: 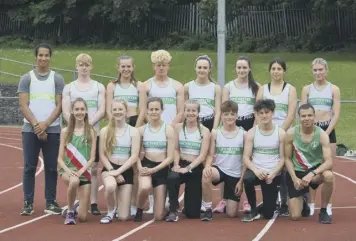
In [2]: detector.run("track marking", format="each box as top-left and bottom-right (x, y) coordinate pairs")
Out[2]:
(336, 156), (356, 161)
(0, 137), (21, 141)
(315, 206), (356, 210)
(0, 143), (44, 195)
(334, 172), (356, 184)
(112, 193), (185, 241)
(0, 185), (104, 234)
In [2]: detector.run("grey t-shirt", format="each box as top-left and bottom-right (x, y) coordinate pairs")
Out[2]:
(17, 70), (65, 133)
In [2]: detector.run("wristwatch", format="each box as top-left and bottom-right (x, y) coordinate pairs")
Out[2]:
(311, 170), (317, 176)
(187, 165), (193, 173)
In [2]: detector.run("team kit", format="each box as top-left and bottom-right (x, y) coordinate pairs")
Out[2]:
(17, 44), (339, 226)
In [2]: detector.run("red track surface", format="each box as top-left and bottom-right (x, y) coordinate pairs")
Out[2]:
(1, 126), (355, 241)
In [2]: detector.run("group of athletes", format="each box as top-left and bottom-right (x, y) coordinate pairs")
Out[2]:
(17, 43), (340, 226)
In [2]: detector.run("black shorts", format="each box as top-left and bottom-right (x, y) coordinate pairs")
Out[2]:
(200, 114), (214, 131)
(102, 162), (134, 186)
(236, 113), (255, 131)
(286, 164), (321, 199)
(315, 120), (336, 143)
(212, 165), (241, 202)
(142, 157), (169, 188)
(79, 180), (91, 186)
(95, 137), (100, 163)
(128, 115), (138, 127)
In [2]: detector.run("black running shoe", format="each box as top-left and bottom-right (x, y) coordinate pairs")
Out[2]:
(319, 210), (332, 224)
(201, 208), (212, 221)
(279, 204), (290, 217)
(241, 211), (261, 222)
(21, 201), (34, 216)
(134, 208), (143, 222)
(90, 203), (101, 216)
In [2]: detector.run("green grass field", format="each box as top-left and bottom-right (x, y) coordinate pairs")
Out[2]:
(0, 48), (355, 149)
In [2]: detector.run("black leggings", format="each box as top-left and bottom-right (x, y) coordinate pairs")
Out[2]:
(244, 169), (281, 219)
(167, 159), (203, 218)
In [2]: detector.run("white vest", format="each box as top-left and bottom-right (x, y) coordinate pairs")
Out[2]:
(24, 70), (59, 126)
(148, 78), (177, 125)
(215, 128), (244, 178)
(113, 82), (139, 108)
(179, 125), (202, 157)
(188, 80), (215, 118)
(308, 82), (333, 112)
(227, 80), (255, 117)
(143, 122), (167, 153)
(263, 83), (290, 126)
(69, 80), (100, 134)
(111, 125), (132, 160)
(252, 125), (280, 173)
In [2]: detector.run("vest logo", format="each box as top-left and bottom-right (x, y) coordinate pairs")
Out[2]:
(310, 141), (319, 149)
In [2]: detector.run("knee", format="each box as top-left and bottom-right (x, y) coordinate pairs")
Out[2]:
(105, 182), (117, 194)
(117, 215), (130, 221)
(78, 213), (88, 222)
(290, 214), (301, 221)
(69, 177), (80, 188)
(322, 170), (334, 184)
(202, 175), (212, 185)
(24, 165), (37, 174)
(154, 212), (165, 221)
(138, 185), (151, 194)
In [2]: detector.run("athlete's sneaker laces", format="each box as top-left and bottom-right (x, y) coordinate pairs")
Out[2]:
(213, 200), (226, 213)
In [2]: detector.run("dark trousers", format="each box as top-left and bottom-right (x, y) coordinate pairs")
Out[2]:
(167, 161), (203, 218)
(279, 169), (289, 205)
(22, 132), (60, 204)
(244, 169), (280, 219)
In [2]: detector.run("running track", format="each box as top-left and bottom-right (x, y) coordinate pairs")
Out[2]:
(0, 126), (355, 241)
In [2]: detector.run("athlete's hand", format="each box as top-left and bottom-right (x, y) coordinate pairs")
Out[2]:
(254, 169), (268, 180)
(177, 167), (188, 174)
(77, 168), (85, 177)
(37, 132), (47, 141)
(116, 175), (125, 184)
(203, 167), (213, 179)
(234, 181), (243, 196)
(34, 121), (49, 135)
(140, 167), (155, 176)
(67, 170), (79, 177)
(293, 177), (304, 190)
(265, 173), (276, 184)
(172, 165), (181, 172)
(301, 172), (314, 187)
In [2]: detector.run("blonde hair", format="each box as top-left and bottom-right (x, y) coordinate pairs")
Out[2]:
(104, 99), (128, 156)
(65, 98), (93, 146)
(312, 58), (328, 70)
(76, 53), (92, 66)
(151, 50), (172, 64)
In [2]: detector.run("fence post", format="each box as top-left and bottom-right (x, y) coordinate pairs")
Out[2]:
(283, 3), (288, 38)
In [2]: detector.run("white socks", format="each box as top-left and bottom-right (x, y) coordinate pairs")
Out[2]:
(308, 203), (332, 216)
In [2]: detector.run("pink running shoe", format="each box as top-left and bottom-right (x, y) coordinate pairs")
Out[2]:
(213, 200), (227, 213)
(243, 200), (251, 214)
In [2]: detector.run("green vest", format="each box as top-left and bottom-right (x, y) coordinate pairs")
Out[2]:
(292, 125), (323, 171)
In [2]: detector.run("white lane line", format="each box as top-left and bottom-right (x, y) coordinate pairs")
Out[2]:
(334, 172), (356, 184)
(0, 185), (104, 234)
(0, 143), (44, 195)
(112, 193), (185, 241)
(0, 137), (21, 141)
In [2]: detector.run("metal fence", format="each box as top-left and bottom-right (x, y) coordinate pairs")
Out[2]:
(1, 3), (356, 41)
